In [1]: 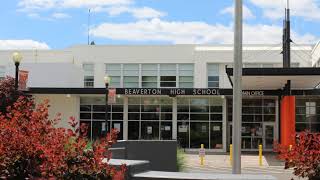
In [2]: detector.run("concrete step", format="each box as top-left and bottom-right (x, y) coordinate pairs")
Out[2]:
(132, 171), (277, 180)
(107, 159), (151, 176)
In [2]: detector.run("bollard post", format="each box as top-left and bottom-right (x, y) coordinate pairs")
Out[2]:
(289, 144), (292, 151)
(230, 144), (233, 166)
(199, 144), (205, 166)
(259, 144), (262, 166)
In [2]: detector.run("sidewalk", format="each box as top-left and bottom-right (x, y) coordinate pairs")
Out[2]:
(183, 154), (305, 180)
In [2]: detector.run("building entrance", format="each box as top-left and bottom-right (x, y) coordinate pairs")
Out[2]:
(228, 98), (278, 151)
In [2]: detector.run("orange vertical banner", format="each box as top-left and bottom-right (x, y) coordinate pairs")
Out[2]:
(281, 96), (296, 146)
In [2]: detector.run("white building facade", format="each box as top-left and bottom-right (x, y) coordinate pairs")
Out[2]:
(0, 44), (319, 152)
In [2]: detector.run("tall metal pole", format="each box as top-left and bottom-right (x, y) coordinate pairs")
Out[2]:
(232, 0), (242, 174)
(105, 83), (109, 134)
(14, 62), (19, 91)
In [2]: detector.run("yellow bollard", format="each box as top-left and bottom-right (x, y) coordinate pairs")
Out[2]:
(259, 144), (263, 166)
(289, 145), (292, 151)
(200, 144), (205, 166)
(230, 144), (233, 166)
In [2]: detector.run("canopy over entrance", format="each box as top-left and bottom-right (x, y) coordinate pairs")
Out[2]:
(226, 68), (320, 90)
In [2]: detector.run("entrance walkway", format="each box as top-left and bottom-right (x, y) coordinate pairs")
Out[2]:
(183, 154), (305, 180)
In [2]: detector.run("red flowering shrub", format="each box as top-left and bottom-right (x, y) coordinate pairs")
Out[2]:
(275, 131), (320, 179)
(0, 77), (126, 179)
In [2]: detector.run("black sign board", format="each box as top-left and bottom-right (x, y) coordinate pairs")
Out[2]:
(116, 88), (282, 96)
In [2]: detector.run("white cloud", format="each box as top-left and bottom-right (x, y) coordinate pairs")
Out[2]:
(249, 0), (320, 20)
(105, 6), (166, 19)
(52, 12), (71, 19)
(18, 0), (132, 11)
(221, 5), (256, 19)
(90, 18), (317, 44)
(0, 40), (50, 50)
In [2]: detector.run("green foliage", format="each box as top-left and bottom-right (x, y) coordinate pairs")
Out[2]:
(177, 148), (186, 172)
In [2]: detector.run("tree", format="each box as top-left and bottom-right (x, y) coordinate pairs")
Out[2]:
(0, 77), (126, 179)
(275, 131), (320, 179)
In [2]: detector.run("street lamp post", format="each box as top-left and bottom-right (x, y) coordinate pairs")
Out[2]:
(12, 52), (22, 91)
(233, 0), (243, 174)
(104, 75), (111, 135)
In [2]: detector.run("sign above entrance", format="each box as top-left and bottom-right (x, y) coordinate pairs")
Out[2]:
(115, 88), (282, 96)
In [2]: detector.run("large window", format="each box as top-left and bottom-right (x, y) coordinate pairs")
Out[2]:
(160, 64), (176, 87)
(179, 64), (194, 88)
(142, 64), (158, 88)
(228, 98), (276, 150)
(83, 63), (94, 88)
(106, 64), (121, 87)
(123, 64), (139, 88)
(106, 63), (194, 88)
(296, 98), (320, 132)
(177, 97), (223, 149)
(128, 97), (173, 140)
(80, 96), (124, 140)
(207, 64), (219, 88)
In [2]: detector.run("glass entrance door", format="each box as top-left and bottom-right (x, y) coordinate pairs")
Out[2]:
(263, 123), (275, 150)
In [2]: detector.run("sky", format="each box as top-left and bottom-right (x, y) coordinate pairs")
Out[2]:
(1, 0), (320, 49)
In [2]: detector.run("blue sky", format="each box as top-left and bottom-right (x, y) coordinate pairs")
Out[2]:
(1, 0), (320, 49)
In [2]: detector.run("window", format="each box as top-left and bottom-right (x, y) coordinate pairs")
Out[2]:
(123, 64), (139, 88)
(83, 63), (94, 88)
(207, 64), (219, 88)
(160, 64), (176, 87)
(142, 64), (157, 88)
(179, 64), (193, 88)
(106, 64), (121, 87)
(296, 100), (319, 132)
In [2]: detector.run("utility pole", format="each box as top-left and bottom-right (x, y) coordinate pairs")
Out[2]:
(283, 0), (291, 68)
(232, 0), (242, 174)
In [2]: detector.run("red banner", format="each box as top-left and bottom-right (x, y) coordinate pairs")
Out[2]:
(108, 88), (116, 104)
(18, 70), (29, 91)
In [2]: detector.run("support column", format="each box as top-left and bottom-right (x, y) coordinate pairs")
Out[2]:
(222, 96), (227, 152)
(172, 97), (177, 140)
(123, 96), (128, 140)
(280, 96), (296, 146)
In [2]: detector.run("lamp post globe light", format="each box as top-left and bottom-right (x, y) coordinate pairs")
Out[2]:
(104, 75), (111, 135)
(12, 52), (22, 91)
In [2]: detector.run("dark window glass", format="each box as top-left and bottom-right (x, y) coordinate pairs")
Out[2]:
(92, 121), (103, 140)
(160, 113), (173, 120)
(208, 76), (219, 81)
(210, 106), (222, 113)
(80, 113), (91, 120)
(112, 113), (123, 120)
(208, 82), (219, 88)
(264, 115), (275, 122)
(161, 105), (172, 112)
(190, 114), (209, 121)
(141, 113), (160, 120)
(177, 105), (189, 112)
(211, 122), (223, 149)
(178, 114), (189, 121)
(160, 76), (176, 81)
(311, 123), (320, 133)
(128, 113), (140, 120)
(141, 121), (159, 140)
(142, 105), (160, 112)
(111, 121), (123, 140)
(160, 82), (176, 87)
(112, 105), (123, 112)
(190, 122), (209, 148)
(296, 123), (308, 132)
(93, 105), (110, 112)
(80, 105), (91, 112)
(177, 122), (189, 148)
(128, 121), (139, 140)
(161, 122), (172, 140)
(210, 114), (222, 121)
(296, 115), (307, 122)
(128, 105), (140, 112)
(190, 106), (209, 113)
(80, 121), (91, 139)
(93, 113), (109, 120)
